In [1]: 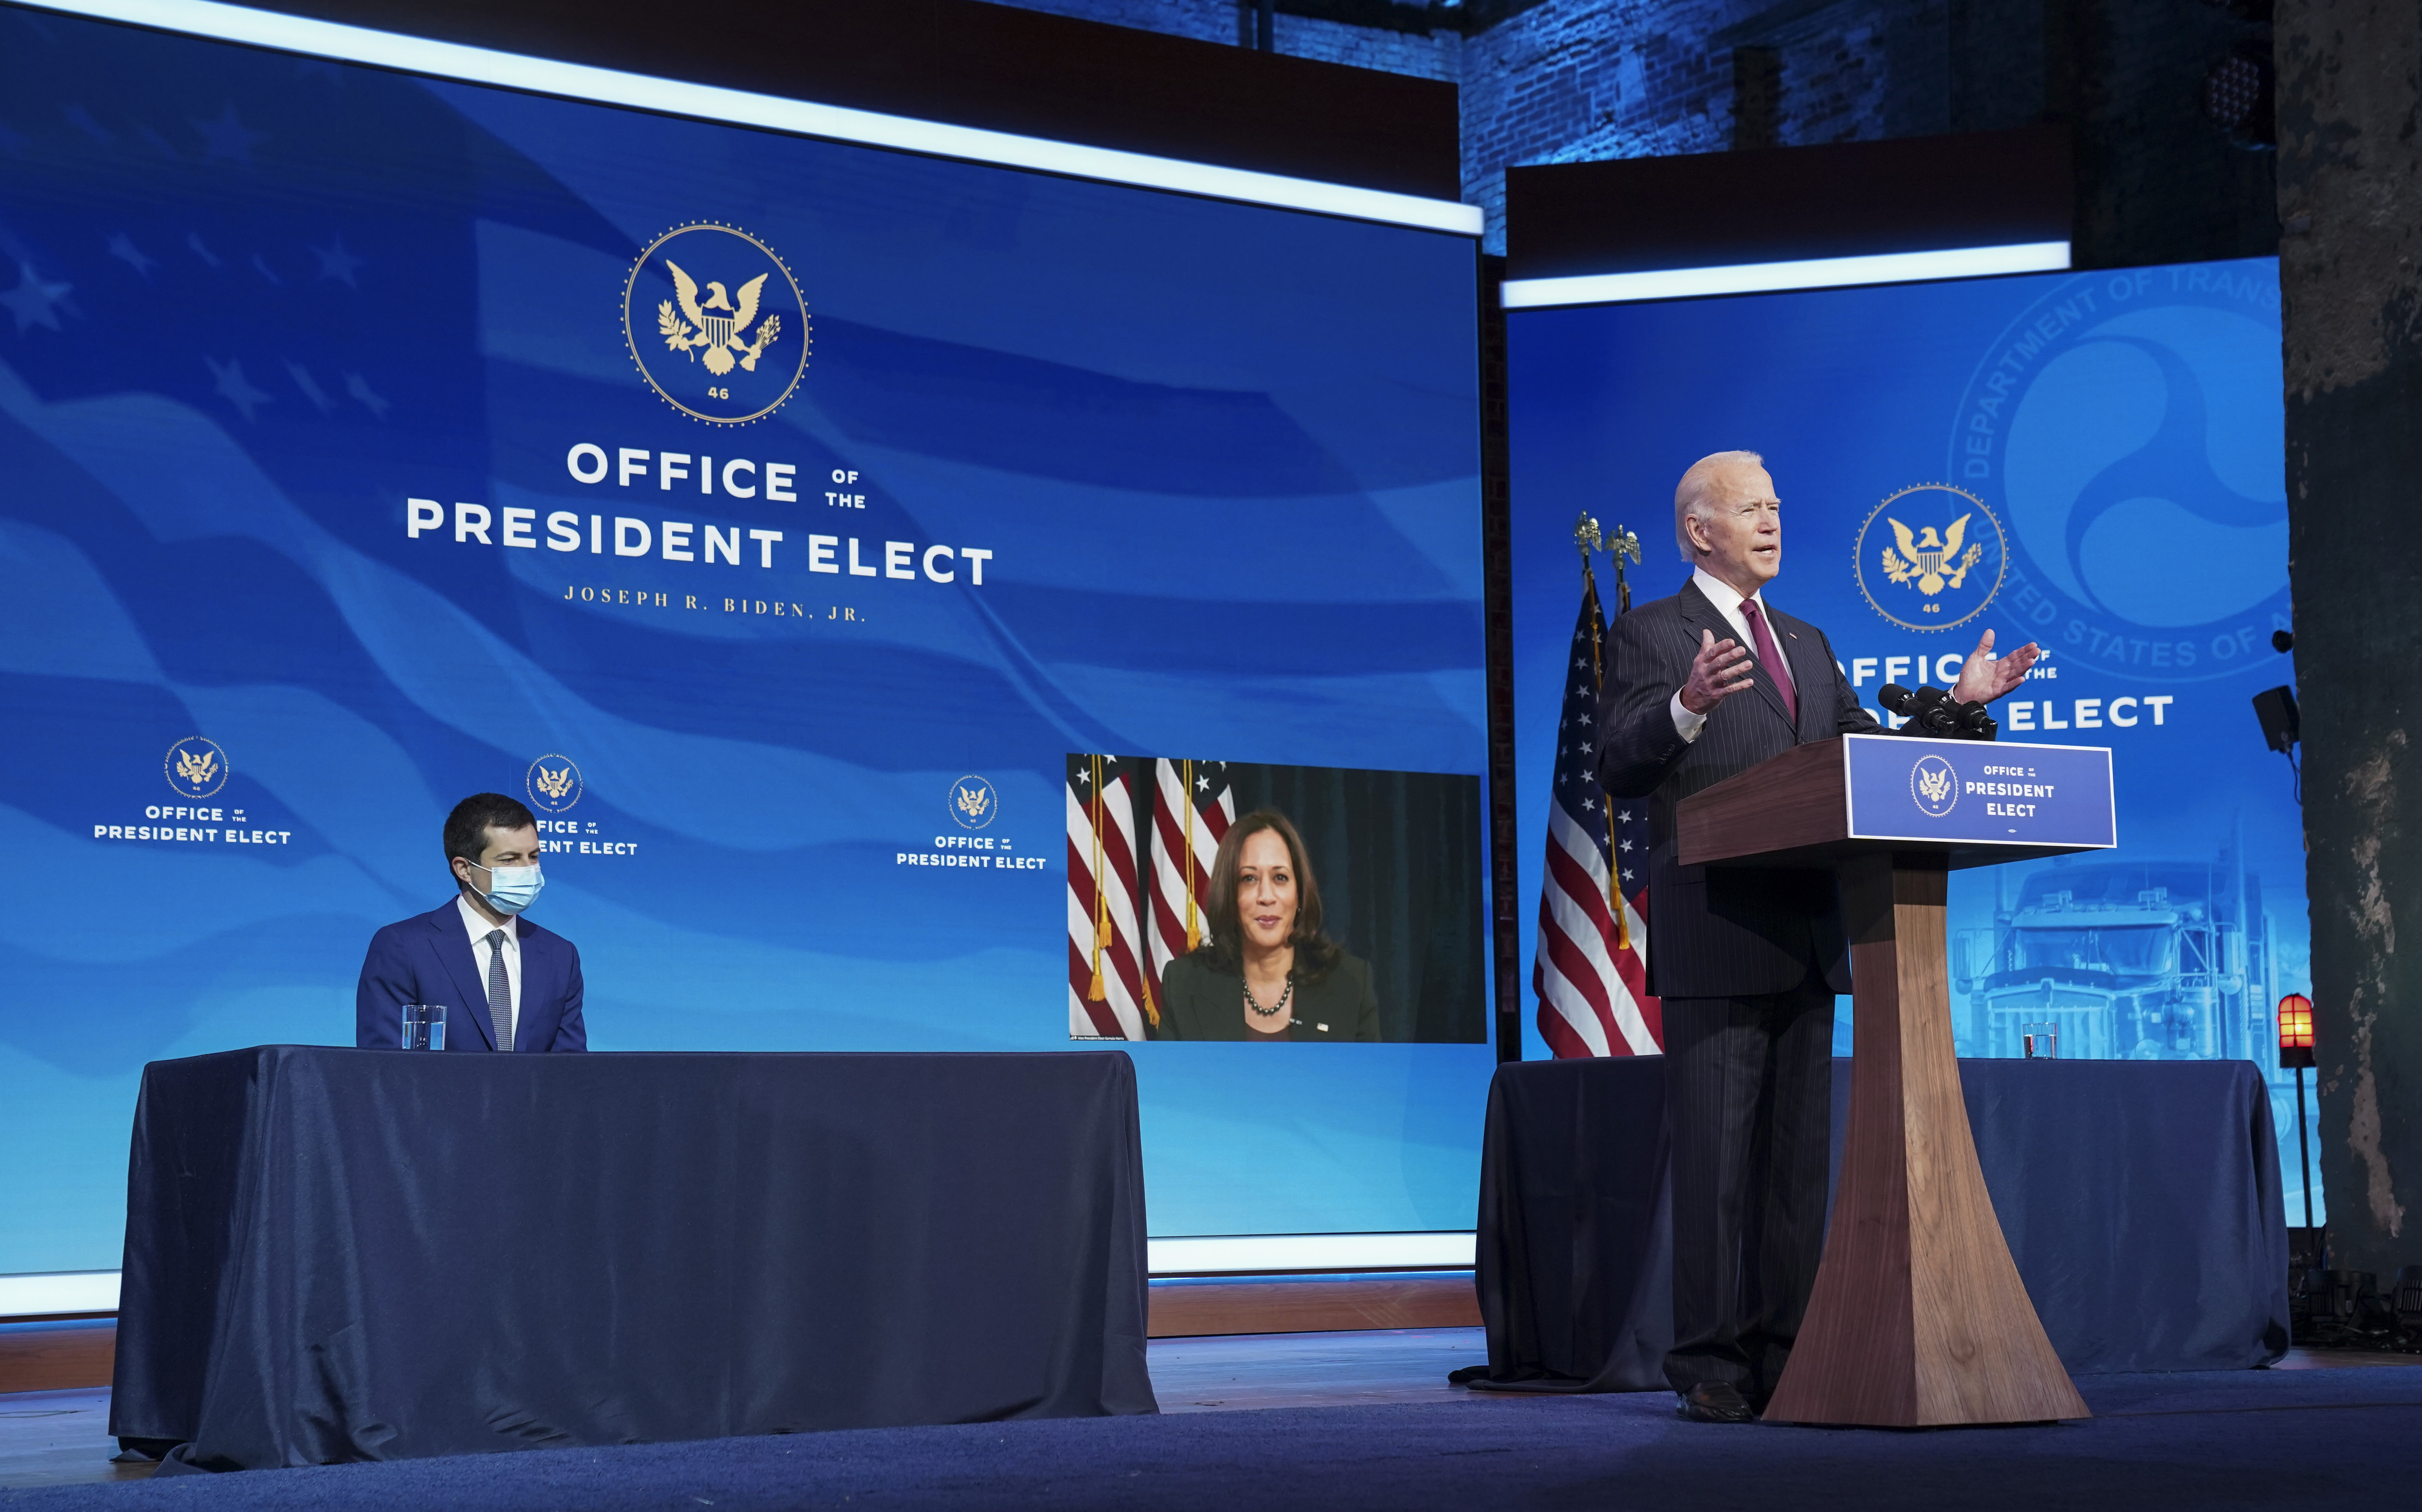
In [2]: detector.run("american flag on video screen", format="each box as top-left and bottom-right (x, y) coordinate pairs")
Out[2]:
(1145, 758), (1232, 1029)
(1535, 572), (1663, 1058)
(1067, 754), (1147, 1040)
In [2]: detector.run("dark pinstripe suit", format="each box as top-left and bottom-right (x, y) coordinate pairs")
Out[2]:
(1596, 575), (1889, 1400)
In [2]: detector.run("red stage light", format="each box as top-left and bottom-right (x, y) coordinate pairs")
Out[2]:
(2278, 993), (2315, 1068)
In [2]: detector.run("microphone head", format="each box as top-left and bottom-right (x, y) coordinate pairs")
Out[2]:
(1878, 684), (1918, 715)
(1913, 684), (1952, 709)
(1957, 701), (1992, 731)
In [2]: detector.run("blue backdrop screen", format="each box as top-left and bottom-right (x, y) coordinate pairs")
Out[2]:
(0, 9), (1489, 1273)
(1509, 260), (2319, 1221)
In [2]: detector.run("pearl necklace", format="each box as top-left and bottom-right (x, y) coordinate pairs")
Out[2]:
(1243, 974), (1295, 1019)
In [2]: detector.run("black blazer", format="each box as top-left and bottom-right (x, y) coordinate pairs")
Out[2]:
(1150, 951), (1381, 1041)
(1595, 576), (1890, 1000)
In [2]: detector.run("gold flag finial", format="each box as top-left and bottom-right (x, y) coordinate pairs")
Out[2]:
(1607, 523), (1640, 567)
(1606, 522), (1640, 614)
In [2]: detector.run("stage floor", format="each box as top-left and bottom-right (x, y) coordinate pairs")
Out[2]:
(4, 1328), (2416, 1495)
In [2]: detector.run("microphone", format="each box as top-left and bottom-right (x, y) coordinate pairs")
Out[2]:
(1880, 683), (1994, 739)
(1911, 685), (1964, 736)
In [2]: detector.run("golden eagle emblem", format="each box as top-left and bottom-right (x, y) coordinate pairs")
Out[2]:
(946, 773), (1000, 831)
(1880, 512), (1985, 597)
(175, 747), (218, 790)
(525, 753), (584, 813)
(657, 262), (781, 378)
(1916, 763), (1953, 805)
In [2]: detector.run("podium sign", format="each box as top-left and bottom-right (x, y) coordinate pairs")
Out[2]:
(1679, 736), (2115, 1428)
(1681, 735), (2114, 874)
(1842, 734), (2115, 850)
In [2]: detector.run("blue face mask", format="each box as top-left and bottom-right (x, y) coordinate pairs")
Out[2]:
(468, 860), (545, 916)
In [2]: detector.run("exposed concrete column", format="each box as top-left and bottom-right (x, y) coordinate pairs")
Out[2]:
(2275, 0), (2422, 1277)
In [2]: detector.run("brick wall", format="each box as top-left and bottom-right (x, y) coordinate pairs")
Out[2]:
(983, 0), (1461, 78)
(981, 0), (1239, 47)
(976, 0), (2278, 262)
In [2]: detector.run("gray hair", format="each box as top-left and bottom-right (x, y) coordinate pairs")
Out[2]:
(1673, 450), (1765, 562)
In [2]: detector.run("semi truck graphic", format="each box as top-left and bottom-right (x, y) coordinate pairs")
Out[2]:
(1952, 834), (2282, 1066)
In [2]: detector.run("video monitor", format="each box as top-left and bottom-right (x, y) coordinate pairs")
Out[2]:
(1506, 258), (2315, 1216)
(0, 4), (1487, 1273)
(1059, 756), (1485, 1044)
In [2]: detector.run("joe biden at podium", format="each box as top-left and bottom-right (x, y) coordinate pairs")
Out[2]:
(356, 792), (588, 1052)
(1596, 451), (2034, 1424)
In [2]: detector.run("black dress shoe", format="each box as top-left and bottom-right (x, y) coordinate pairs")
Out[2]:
(1675, 1382), (1760, 1424)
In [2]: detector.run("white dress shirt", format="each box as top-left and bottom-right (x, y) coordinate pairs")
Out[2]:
(1669, 566), (1797, 742)
(456, 893), (520, 1046)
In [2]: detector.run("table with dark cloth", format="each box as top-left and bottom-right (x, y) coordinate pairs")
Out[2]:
(1464, 1057), (2290, 1391)
(110, 1047), (1156, 1470)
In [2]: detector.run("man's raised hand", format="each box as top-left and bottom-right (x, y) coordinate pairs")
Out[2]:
(1680, 628), (1757, 715)
(1948, 627), (2042, 706)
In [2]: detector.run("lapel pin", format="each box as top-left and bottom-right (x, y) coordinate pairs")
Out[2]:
(1317, 1023), (1329, 1033)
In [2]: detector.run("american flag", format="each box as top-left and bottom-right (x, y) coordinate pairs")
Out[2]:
(1144, 758), (1232, 1028)
(1535, 565), (1663, 1058)
(1067, 753), (1148, 1039)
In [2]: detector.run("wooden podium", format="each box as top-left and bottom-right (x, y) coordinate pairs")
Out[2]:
(1677, 734), (2115, 1428)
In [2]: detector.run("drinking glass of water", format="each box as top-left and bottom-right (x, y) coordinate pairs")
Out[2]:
(2021, 1020), (2057, 1060)
(401, 1004), (446, 1051)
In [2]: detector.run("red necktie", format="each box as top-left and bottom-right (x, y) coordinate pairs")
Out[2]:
(1740, 599), (1797, 724)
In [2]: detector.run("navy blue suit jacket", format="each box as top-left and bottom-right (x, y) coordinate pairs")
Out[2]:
(355, 900), (588, 1051)
(1596, 577), (1894, 1001)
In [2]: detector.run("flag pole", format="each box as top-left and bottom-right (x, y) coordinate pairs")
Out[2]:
(1578, 515), (1642, 950)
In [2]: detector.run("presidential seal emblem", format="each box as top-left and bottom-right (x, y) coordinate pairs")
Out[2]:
(165, 736), (228, 799)
(623, 223), (810, 426)
(947, 774), (999, 831)
(527, 754), (584, 814)
(1909, 753), (1960, 818)
(1854, 483), (2006, 633)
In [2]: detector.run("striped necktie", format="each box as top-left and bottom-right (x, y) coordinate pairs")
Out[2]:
(484, 928), (514, 1053)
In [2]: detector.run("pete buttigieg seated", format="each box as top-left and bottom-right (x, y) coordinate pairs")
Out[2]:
(356, 898), (588, 1051)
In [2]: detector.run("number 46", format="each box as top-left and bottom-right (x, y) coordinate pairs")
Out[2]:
(707, 386), (730, 400)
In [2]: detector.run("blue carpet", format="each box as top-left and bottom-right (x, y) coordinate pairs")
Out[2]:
(16, 1369), (2415, 1511)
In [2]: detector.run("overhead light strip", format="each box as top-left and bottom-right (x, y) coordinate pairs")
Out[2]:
(1501, 240), (2074, 308)
(1147, 1232), (1474, 1275)
(0, 1239), (1484, 1314)
(18, 0), (1483, 236)
(0, 1270), (120, 1318)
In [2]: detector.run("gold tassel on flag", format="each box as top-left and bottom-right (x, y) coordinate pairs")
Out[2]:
(1087, 754), (1110, 1002)
(1182, 759), (1204, 952)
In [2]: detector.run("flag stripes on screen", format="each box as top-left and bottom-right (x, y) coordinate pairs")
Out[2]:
(1535, 574), (1663, 1058)
(1145, 758), (1233, 1025)
(1067, 754), (1148, 1040)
